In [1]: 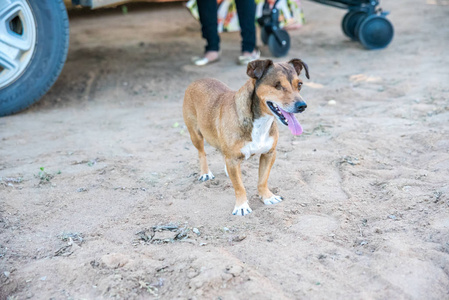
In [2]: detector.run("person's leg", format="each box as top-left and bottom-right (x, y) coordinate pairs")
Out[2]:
(235, 0), (256, 53)
(197, 0), (220, 52)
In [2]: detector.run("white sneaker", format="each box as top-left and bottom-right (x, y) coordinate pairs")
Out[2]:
(238, 49), (261, 65)
(191, 51), (220, 66)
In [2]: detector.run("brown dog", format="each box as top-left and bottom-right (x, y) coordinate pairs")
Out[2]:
(183, 59), (309, 216)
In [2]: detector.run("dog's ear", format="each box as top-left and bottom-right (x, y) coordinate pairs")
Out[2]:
(247, 59), (273, 80)
(288, 59), (310, 79)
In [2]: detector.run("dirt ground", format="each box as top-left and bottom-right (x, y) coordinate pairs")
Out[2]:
(1, 0), (449, 299)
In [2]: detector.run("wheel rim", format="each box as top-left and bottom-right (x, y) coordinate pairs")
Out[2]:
(358, 16), (394, 49)
(0, 0), (36, 89)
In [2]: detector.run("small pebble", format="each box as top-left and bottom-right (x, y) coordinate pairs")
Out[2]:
(192, 228), (200, 236)
(328, 99), (336, 105)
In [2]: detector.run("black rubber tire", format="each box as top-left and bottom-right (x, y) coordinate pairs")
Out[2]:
(268, 29), (290, 57)
(357, 15), (394, 50)
(0, 0), (69, 117)
(261, 27), (269, 45)
(342, 11), (367, 41)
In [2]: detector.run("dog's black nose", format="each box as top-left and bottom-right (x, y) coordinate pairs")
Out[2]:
(295, 101), (307, 113)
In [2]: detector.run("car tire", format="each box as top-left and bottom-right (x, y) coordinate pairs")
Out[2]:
(0, 0), (69, 117)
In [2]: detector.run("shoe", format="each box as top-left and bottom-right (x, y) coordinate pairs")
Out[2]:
(237, 49), (261, 65)
(191, 52), (220, 66)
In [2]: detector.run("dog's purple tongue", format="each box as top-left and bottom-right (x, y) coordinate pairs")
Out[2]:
(279, 107), (303, 135)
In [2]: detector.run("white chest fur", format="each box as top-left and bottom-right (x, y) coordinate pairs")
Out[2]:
(241, 116), (274, 160)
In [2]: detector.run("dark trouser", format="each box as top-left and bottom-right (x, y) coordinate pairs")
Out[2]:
(197, 0), (256, 53)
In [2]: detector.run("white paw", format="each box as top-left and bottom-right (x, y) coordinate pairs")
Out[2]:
(224, 164), (229, 177)
(263, 195), (283, 205)
(232, 202), (252, 216)
(198, 171), (215, 182)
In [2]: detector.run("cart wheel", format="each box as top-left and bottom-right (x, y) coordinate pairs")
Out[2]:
(342, 11), (367, 41)
(268, 29), (290, 57)
(261, 27), (269, 45)
(356, 15), (394, 49)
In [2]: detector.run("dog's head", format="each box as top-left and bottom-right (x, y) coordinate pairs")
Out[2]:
(247, 59), (310, 135)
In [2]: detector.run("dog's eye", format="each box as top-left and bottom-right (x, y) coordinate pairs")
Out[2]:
(275, 82), (282, 90)
(298, 82), (303, 90)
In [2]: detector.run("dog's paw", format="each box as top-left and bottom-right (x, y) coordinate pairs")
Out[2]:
(263, 195), (283, 205)
(232, 202), (252, 216)
(198, 171), (215, 182)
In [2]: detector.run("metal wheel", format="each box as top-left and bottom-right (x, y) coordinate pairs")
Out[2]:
(268, 29), (290, 58)
(0, 0), (36, 88)
(342, 11), (367, 41)
(357, 15), (394, 49)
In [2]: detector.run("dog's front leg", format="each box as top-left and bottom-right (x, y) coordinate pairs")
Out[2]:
(225, 157), (252, 216)
(258, 150), (283, 205)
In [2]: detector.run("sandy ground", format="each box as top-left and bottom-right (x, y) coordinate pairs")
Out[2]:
(1, 0), (449, 299)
